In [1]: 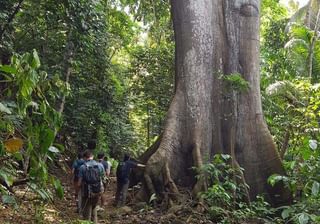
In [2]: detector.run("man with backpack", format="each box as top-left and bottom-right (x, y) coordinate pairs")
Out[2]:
(115, 154), (145, 207)
(78, 150), (105, 223)
(71, 152), (84, 212)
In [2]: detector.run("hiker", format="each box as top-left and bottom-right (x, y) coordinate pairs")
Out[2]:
(78, 150), (105, 223)
(71, 152), (85, 212)
(97, 152), (111, 207)
(115, 154), (145, 207)
(97, 152), (111, 177)
(106, 158), (112, 177)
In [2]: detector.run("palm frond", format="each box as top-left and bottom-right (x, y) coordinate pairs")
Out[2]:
(284, 38), (309, 49)
(287, 24), (312, 43)
(312, 41), (320, 79)
(286, 5), (309, 32)
(285, 38), (309, 75)
(266, 81), (297, 97)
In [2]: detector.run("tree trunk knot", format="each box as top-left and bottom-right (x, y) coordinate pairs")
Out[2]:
(240, 4), (259, 17)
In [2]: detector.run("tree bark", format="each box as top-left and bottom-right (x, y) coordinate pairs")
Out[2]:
(138, 0), (290, 206)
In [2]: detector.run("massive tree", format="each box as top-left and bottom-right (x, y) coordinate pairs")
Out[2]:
(137, 0), (290, 205)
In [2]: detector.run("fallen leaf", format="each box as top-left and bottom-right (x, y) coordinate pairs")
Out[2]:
(4, 138), (23, 153)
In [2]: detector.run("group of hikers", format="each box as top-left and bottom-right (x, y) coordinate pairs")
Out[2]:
(71, 149), (145, 223)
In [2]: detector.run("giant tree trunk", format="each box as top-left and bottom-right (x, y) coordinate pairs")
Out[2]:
(139, 0), (290, 206)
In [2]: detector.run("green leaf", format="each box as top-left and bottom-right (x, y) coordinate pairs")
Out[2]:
(0, 142), (4, 156)
(1, 195), (16, 204)
(298, 213), (309, 224)
(0, 170), (13, 187)
(53, 179), (64, 199)
(39, 128), (55, 153)
(312, 181), (320, 196)
(13, 152), (23, 161)
(221, 154), (231, 161)
(38, 188), (51, 200)
(149, 193), (157, 203)
(48, 146), (60, 153)
(268, 174), (282, 187)
(0, 65), (17, 74)
(0, 102), (12, 114)
(53, 144), (65, 152)
(281, 207), (292, 219)
(301, 147), (311, 160)
(31, 49), (41, 69)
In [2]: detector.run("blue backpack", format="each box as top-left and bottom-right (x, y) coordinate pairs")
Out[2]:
(83, 163), (102, 197)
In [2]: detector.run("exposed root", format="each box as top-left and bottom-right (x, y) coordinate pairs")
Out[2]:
(164, 163), (179, 197)
(192, 143), (207, 196)
(141, 155), (181, 208)
(144, 172), (156, 197)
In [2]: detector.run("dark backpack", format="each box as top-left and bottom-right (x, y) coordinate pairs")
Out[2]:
(83, 163), (102, 197)
(116, 161), (127, 182)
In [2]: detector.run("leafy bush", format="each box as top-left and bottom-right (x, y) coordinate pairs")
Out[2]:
(198, 154), (275, 223)
(0, 50), (64, 202)
(268, 138), (320, 223)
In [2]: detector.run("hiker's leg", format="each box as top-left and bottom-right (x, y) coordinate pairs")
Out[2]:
(115, 181), (122, 206)
(101, 193), (106, 206)
(73, 178), (79, 210)
(121, 181), (129, 206)
(91, 195), (100, 224)
(77, 191), (82, 213)
(82, 197), (92, 221)
(101, 182), (107, 206)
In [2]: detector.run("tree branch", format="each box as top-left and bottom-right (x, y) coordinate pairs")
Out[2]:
(280, 129), (291, 159)
(0, 177), (30, 192)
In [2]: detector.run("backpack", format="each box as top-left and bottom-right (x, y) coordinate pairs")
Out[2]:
(116, 161), (127, 182)
(83, 163), (102, 197)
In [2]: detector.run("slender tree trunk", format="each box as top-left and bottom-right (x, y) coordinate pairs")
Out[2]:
(0, 0), (25, 41)
(308, 7), (320, 83)
(58, 32), (73, 114)
(137, 0), (290, 206)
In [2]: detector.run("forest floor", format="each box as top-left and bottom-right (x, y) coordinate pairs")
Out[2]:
(0, 160), (213, 224)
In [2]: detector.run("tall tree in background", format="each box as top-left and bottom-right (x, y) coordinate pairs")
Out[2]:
(138, 0), (290, 205)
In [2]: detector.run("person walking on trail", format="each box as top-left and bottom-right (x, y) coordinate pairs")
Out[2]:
(97, 152), (111, 207)
(71, 152), (84, 212)
(115, 154), (145, 207)
(97, 152), (111, 177)
(78, 150), (105, 223)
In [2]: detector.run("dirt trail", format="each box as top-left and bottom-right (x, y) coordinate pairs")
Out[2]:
(51, 162), (206, 224)
(0, 161), (212, 224)
(50, 162), (119, 224)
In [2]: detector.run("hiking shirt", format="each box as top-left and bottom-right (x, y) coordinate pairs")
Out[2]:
(99, 160), (109, 172)
(72, 159), (85, 178)
(118, 160), (138, 183)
